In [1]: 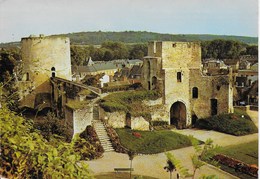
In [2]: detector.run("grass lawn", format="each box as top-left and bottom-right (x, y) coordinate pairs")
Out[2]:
(115, 128), (199, 154)
(219, 140), (258, 165)
(95, 172), (157, 179)
(215, 140), (258, 179)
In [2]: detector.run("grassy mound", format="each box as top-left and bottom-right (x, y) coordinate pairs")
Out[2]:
(100, 90), (160, 120)
(115, 128), (199, 154)
(195, 109), (258, 136)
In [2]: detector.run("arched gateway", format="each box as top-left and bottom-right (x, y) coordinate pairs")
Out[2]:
(170, 101), (186, 129)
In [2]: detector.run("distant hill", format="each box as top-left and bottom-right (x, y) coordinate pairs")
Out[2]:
(62, 31), (258, 45)
(0, 31), (258, 47)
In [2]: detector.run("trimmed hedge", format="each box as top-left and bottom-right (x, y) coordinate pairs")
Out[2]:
(195, 112), (257, 136)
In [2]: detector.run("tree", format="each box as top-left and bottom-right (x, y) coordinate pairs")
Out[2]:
(129, 44), (147, 59)
(164, 158), (176, 179)
(127, 150), (136, 179)
(101, 41), (129, 59)
(201, 40), (247, 59)
(246, 45), (258, 56)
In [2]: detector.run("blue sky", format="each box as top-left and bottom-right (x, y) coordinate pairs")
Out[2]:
(0, 0), (258, 43)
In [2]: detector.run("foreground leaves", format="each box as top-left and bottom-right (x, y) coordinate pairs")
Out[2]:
(0, 105), (92, 178)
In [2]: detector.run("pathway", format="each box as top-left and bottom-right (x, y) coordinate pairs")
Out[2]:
(86, 110), (258, 179)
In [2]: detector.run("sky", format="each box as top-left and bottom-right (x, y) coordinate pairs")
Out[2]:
(0, 0), (258, 43)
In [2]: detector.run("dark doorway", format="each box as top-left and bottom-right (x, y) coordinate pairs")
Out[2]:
(125, 113), (131, 129)
(211, 99), (218, 116)
(170, 102), (186, 129)
(148, 81), (151, 90)
(147, 61), (151, 78)
(152, 76), (157, 90)
(192, 114), (198, 126)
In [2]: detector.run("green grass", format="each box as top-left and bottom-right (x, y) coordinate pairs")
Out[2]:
(115, 128), (198, 154)
(100, 90), (160, 120)
(95, 172), (157, 179)
(195, 109), (258, 136)
(214, 140), (258, 179)
(66, 100), (89, 110)
(219, 140), (258, 165)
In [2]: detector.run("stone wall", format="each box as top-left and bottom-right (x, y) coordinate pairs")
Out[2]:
(64, 106), (74, 138)
(189, 69), (233, 119)
(65, 105), (93, 136)
(101, 110), (150, 131)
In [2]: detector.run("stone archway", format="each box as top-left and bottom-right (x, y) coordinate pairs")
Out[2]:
(170, 101), (186, 129)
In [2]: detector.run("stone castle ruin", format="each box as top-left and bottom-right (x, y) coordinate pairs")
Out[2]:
(17, 36), (234, 135)
(142, 41), (234, 128)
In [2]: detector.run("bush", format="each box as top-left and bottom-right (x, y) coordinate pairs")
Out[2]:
(102, 84), (131, 93)
(0, 105), (91, 178)
(78, 126), (104, 159)
(151, 121), (169, 126)
(33, 112), (72, 142)
(195, 112), (258, 136)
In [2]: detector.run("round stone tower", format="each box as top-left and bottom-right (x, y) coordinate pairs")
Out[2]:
(19, 35), (72, 109)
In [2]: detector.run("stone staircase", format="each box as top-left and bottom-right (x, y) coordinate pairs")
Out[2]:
(92, 106), (114, 152)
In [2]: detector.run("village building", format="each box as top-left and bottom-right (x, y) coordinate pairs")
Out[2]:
(72, 59), (143, 81)
(202, 58), (228, 75)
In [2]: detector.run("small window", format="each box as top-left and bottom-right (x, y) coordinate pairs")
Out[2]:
(26, 72), (30, 81)
(51, 67), (56, 77)
(192, 87), (198, 98)
(172, 43), (176, 48)
(216, 85), (221, 91)
(177, 72), (182, 82)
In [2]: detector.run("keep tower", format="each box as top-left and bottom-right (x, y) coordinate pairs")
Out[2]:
(18, 35), (72, 110)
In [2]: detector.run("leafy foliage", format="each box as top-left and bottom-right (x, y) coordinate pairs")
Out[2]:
(78, 125), (104, 159)
(0, 105), (92, 178)
(33, 112), (72, 142)
(201, 39), (247, 59)
(195, 111), (258, 136)
(0, 48), (21, 111)
(165, 152), (190, 178)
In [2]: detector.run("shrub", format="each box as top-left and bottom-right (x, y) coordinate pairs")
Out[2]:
(195, 112), (258, 136)
(0, 105), (91, 178)
(78, 126), (104, 159)
(33, 112), (72, 142)
(151, 121), (169, 126)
